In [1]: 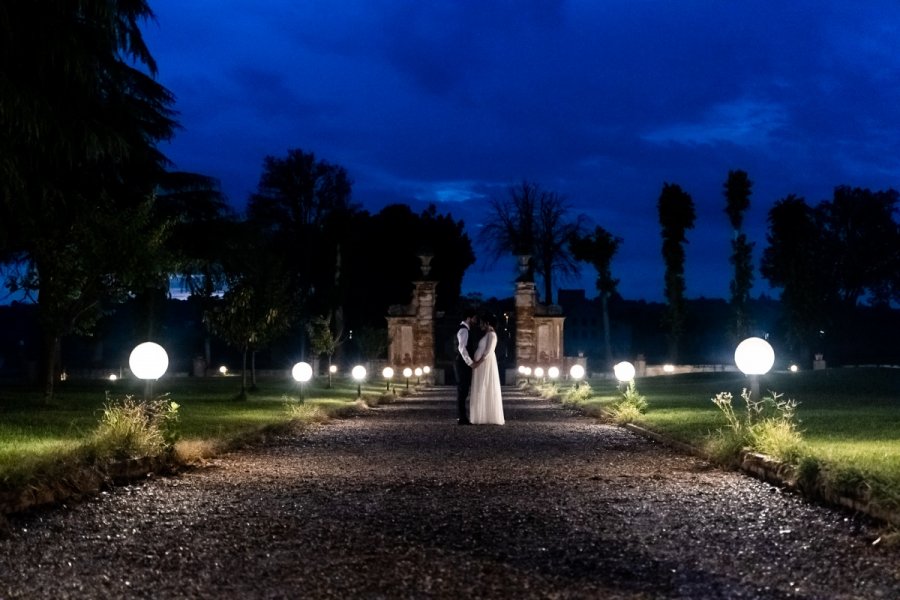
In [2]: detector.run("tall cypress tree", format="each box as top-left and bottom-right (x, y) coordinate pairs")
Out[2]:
(724, 170), (755, 341)
(657, 183), (696, 362)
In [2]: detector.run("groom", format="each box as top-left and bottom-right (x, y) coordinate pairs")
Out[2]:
(454, 309), (480, 425)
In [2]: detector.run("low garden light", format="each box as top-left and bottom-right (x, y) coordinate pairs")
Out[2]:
(534, 366), (545, 382)
(291, 361), (313, 400)
(569, 363), (585, 387)
(548, 366), (560, 380)
(423, 366), (431, 375)
(403, 367), (413, 389)
(613, 361), (636, 383)
(382, 366), (394, 391)
(129, 342), (168, 400)
(108, 373), (118, 382)
(414, 367), (423, 384)
(218, 365), (228, 376)
(734, 336), (775, 399)
(352, 365), (367, 397)
(790, 364), (799, 373)
(328, 364), (337, 388)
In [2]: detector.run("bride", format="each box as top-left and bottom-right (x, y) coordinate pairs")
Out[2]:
(469, 313), (504, 425)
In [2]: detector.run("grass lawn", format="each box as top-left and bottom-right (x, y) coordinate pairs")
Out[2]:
(577, 367), (900, 508)
(0, 374), (393, 491)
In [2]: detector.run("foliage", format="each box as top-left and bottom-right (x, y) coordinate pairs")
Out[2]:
(0, 1), (177, 398)
(570, 225), (623, 365)
(723, 170), (755, 341)
(342, 203), (475, 327)
(761, 187), (900, 359)
(657, 183), (696, 362)
(90, 394), (180, 460)
(353, 326), (389, 361)
(307, 314), (342, 364)
(479, 181), (587, 304)
(562, 383), (594, 405)
(610, 380), (648, 424)
(708, 388), (805, 464)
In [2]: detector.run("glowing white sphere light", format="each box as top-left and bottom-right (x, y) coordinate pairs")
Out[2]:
(734, 337), (775, 375)
(292, 361), (313, 383)
(663, 364), (675, 373)
(569, 364), (585, 381)
(129, 342), (168, 380)
(352, 365), (367, 381)
(613, 361), (636, 382)
(382, 367), (394, 379)
(422, 366), (431, 374)
(534, 367), (545, 378)
(548, 366), (560, 379)
(414, 367), (423, 377)
(403, 367), (413, 378)
(329, 364), (338, 374)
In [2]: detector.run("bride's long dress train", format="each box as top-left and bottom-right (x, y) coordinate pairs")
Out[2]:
(469, 331), (504, 425)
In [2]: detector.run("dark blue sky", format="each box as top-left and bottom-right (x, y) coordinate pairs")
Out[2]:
(143, 1), (900, 302)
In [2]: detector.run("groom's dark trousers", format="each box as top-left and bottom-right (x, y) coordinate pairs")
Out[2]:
(454, 354), (472, 422)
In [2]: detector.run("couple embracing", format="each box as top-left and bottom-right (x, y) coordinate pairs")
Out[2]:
(454, 309), (504, 425)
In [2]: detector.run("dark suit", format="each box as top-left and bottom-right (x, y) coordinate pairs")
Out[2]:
(454, 322), (478, 422)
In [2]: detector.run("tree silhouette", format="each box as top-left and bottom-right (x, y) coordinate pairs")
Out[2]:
(0, 1), (176, 398)
(480, 181), (586, 304)
(570, 226), (623, 367)
(657, 183), (696, 362)
(723, 170), (755, 341)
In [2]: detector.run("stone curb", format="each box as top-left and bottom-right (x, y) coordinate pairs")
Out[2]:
(619, 419), (900, 527)
(0, 455), (179, 520)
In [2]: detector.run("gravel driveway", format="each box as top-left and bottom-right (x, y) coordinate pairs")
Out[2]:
(1, 386), (897, 599)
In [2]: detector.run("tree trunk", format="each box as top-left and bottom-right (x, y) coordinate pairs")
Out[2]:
(601, 292), (612, 368)
(250, 350), (258, 391)
(41, 332), (60, 401)
(239, 345), (249, 399)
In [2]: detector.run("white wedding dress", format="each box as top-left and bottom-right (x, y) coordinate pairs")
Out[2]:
(469, 330), (504, 425)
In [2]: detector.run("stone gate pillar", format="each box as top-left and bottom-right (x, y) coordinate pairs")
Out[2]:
(515, 281), (536, 365)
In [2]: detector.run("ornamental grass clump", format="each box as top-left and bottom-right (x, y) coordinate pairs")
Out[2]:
(610, 380), (648, 424)
(90, 394), (180, 461)
(708, 388), (805, 464)
(562, 383), (593, 406)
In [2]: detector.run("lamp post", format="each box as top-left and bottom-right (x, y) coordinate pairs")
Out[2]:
(403, 367), (413, 389)
(734, 337), (775, 399)
(423, 365), (431, 384)
(291, 361), (313, 401)
(569, 363), (585, 388)
(414, 367), (423, 385)
(534, 367), (545, 383)
(129, 342), (168, 400)
(352, 365), (366, 398)
(382, 366), (394, 391)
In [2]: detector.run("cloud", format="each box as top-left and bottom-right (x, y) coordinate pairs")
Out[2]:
(642, 99), (789, 147)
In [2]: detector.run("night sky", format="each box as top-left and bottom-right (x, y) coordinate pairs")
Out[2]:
(143, 1), (900, 302)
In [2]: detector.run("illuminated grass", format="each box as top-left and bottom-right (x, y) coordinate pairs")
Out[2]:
(583, 368), (900, 508)
(0, 375), (392, 492)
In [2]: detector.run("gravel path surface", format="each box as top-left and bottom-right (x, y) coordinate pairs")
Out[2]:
(1, 387), (897, 599)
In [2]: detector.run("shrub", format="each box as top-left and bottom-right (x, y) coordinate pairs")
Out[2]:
(708, 388), (806, 464)
(610, 381), (648, 424)
(90, 394), (180, 460)
(562, 384), (593, 405)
